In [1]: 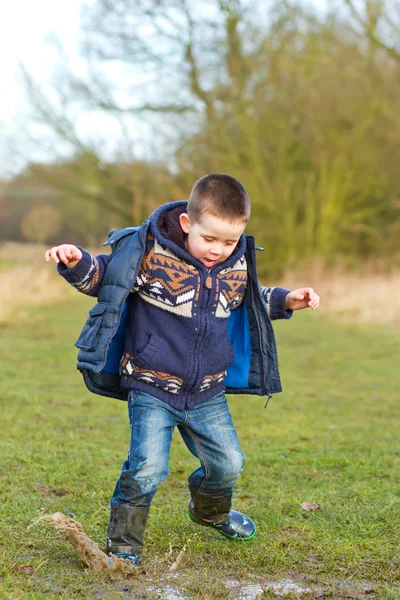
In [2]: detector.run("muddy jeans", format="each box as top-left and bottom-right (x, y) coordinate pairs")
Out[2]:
(107, 389), (244, 553)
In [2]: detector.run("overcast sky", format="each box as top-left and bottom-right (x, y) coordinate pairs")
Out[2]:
(0, 0), (85, 175)
(1, 0), (84, 116)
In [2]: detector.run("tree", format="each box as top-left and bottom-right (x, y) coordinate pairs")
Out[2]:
(18, 0), (400, 273)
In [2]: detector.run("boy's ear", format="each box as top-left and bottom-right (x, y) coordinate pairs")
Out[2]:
(179, 212), (191, 233)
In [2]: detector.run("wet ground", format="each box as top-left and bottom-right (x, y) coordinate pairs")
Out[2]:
(28, 512), (387, 600)
(149, 577), (311, 598)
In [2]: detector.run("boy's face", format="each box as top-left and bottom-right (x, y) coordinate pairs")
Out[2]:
(179, 212), (246, 269)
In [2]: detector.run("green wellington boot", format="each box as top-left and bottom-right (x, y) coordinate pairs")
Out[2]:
(188, 487), (256, 541)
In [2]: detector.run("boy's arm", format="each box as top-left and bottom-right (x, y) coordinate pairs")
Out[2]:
(57, 248), (112, 297)
(260, 286), (293, 320)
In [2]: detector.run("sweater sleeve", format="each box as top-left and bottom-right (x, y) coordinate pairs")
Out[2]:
(260, 286), (293, 320)
(57, 247), (112, 297)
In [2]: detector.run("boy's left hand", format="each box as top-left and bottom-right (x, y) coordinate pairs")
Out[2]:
(285, 288), (320, 311)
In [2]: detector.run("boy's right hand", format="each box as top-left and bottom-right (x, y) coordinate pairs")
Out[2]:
(45, 244), (83, 269)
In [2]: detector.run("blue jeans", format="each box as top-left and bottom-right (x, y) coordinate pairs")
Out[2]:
(110, 390), (244, 509)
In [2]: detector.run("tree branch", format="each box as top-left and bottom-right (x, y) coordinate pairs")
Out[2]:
(344, 0), (400, 62)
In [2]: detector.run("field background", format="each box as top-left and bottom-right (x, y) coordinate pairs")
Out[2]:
(3, 1), (400, 596)
(0, 244), (399, 600)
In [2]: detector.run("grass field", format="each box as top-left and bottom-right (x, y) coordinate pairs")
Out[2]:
(0, 294), (399, 599)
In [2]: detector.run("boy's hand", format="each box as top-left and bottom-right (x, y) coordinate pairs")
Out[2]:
(285, 288), (320, 311)
(45, 244), (83, 269)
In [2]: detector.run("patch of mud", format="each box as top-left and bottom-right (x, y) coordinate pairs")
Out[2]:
(225, 578), (311, 598)
(28, 512), (381, 599)
(151, 584), (189, 600)
(147, 578), (311, 599)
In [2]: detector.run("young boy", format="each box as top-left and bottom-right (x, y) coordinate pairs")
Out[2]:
(45, 173), (319, 565)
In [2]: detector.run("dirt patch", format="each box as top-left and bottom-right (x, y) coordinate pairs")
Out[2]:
(26, 513), (386, 599)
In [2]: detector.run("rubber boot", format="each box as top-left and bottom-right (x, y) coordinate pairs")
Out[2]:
(106, 504), (150, 559)
(188, 487), (256, 541)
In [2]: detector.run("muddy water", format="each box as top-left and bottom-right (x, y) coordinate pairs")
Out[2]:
(29, 512), (313, 597)
(151, 579), (311, 599)
(225, 578), (311, 598)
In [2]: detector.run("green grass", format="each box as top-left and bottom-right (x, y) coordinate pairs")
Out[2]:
(0, 297), (399, 599)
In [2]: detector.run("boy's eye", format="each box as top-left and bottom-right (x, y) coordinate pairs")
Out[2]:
(204, 238), (214, 242)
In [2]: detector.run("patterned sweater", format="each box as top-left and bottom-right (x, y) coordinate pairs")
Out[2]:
(58, 202), (290, 409)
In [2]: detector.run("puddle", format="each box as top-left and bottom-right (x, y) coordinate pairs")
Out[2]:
(29, 512), (358, 599)
(157, 585), (189, 600)
(149, 578), (311, 599)
(225, 578), (311, 598)
(29, 512), (309, 597)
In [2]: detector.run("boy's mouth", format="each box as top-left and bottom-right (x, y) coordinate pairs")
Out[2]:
(201, 258), (218, 268)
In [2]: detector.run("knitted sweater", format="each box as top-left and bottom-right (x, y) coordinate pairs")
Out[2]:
(58, 202), (290, 408)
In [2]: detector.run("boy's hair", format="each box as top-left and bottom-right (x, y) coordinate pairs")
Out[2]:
(187, 174), (250, 223)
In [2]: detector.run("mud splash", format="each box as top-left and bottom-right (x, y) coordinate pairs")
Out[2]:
(28, 512), (137, 575)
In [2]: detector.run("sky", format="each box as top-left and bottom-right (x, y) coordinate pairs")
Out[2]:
(0, 0), (329, 177)
(0, 0), (85, 175)
(0, 0), (82, 121)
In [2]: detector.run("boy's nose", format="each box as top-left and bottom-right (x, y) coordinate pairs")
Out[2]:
(210, 245), (223, 256)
